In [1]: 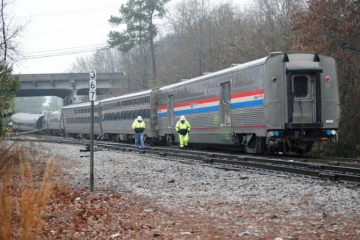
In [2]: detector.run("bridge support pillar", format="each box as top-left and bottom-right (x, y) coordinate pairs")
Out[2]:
(63, 90), (79, 106)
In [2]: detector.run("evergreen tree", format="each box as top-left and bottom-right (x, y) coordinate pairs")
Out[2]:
(108, 0), (170, 83)
(0, 61), (20, 134)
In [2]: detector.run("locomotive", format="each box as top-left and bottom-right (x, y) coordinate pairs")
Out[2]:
(12, 52), (340, 154)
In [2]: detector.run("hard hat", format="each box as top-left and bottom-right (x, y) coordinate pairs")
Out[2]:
(8, 122), (13, 126)
(137, 116), (143, 121)
(180, 116), (186, 121)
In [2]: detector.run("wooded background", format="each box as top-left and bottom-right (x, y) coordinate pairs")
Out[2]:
(1, 0), (359, 157)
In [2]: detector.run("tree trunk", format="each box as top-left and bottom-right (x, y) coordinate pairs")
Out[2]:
(149, 19), (156, 80)
(1, 0), (7, 61)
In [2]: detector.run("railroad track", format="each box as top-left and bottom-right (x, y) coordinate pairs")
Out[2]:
(6, 135), (360, 186)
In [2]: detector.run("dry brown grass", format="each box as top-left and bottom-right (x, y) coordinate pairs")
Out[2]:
(0, 137), (55, 239)
(52, 176), (70, 196)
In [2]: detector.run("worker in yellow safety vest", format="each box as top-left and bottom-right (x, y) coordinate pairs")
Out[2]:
(175, 115), (191, 150)
(132, 116), (146, 148)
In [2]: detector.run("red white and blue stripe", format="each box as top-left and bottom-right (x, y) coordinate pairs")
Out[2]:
(157, 89), (264, 117)
(230, 89), (264, 108)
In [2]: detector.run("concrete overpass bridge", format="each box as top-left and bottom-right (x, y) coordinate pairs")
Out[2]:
(13, 72), (126, 105)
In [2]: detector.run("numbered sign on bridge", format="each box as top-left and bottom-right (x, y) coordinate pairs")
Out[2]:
(89, 70), (96, 101)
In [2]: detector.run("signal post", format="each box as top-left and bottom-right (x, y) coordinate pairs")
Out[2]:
(89, 70), (96, 191)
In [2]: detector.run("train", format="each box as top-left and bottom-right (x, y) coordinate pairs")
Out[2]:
(11, 52), (340, 154)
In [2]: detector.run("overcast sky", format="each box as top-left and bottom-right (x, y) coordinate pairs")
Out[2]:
(11, 0), (127, 74)
(11, 0), (247, 75)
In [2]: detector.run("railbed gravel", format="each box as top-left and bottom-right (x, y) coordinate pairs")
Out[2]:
(40, 142), (360, 239)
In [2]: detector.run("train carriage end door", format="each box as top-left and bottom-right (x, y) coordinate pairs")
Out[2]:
(220, 82), (231, 127)
(167, 95), (175, 129)
(287, 68), (323, 127)
(292, 74), (315, 123)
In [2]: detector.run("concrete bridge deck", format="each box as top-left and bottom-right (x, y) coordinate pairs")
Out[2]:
(13, 72), (126, 105)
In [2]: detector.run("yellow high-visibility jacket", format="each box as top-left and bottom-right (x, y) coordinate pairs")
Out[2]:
(132, 120), (145, 133)
(175, 120), (191, 135)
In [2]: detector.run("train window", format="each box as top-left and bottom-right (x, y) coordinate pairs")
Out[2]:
(139, 109), (143, 118)
(74, 110), (77, 114)
(140, 97), (144, 104)
(75, 118), (78, 124)
(126, 100), (130, 106)
(116, 112), (121, 120)
(130, 110), (133, 120)
(145, 109), (150, 119)
(95, 116), (99, 123)
(88, 109), (90, 113)
(117, 102), (120, 107)
(293, 76), (308, 98)
(95, 108), (98, 113)
(111, 112), (115, 121)
(87, 117), (89, 123)
(146, 96), (150, 103)
(135, 98), (139, 104)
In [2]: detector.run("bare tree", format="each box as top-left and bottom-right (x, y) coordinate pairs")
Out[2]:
(0, 0), (27, 61)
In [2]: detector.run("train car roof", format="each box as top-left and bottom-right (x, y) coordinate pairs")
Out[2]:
(159, 56), (268, 91)
(12, 113), (45, 121)
(48, 110), (61, 116)
(100, 89), (152, 103)
(62, 101), (99, 110)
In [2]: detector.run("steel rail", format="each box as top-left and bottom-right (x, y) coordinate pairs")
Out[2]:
(5, 136), (360, 184)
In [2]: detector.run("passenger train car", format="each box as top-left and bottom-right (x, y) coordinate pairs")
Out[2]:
(157, 52), (340, 154)
(11, 113), (46, 132)
(61, 101), (102, 139)
(46, 111), (64, 136)
(10, 52), (340, 154)
(99, 89), (159, 144)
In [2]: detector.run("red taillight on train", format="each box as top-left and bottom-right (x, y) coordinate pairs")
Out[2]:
(325, 76), (331, 82)
(319, 137), (328, 141)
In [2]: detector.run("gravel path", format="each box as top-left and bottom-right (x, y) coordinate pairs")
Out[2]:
(40, 142), (360, 239)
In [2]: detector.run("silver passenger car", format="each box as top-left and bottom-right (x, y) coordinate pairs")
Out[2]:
(99, 89), (159, 144)
(46, 111), (63, 136)
(11, 113), (46, 132)
(157, 52), (340, 154)
(61, 101), (102, 138)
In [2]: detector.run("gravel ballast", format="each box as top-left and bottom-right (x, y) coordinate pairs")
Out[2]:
(40, 142), (360, 239)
